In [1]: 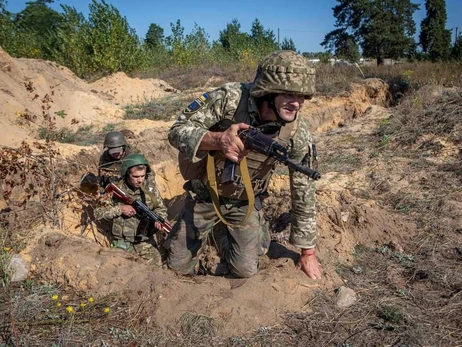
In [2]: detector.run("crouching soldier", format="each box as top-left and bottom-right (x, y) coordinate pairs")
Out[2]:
(94, 153), (168, 266)
(98, 131), (133, 187)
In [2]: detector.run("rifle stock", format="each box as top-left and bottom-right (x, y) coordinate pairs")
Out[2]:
(105, 183), (172, 233)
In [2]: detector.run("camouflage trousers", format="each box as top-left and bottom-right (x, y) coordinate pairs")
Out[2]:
(165, 191), (270, 278)
(112, 237), (163, 267)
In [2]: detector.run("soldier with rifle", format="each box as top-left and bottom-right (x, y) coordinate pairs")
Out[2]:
(166, 50), (322, 279)
(94, 153), (169, 266)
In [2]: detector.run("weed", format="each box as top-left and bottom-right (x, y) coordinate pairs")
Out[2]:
(54, 110), (67, 118)
(124, 96), (184, 121)
(377, 304), (404, 324)
(102, 123), (121, 132)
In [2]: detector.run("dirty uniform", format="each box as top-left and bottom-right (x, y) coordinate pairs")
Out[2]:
(166, 82), (317, 278)
(94, 173), (168, 266)
(98, 147), (133, 187)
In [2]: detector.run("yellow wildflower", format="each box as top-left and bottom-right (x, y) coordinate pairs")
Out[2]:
(51, 294), (59, 301)
(80, 303), (87, 308)
(3, 247), (11, 252)
(104, 307), (110, 314)
(57, 302), (62, 307)
(88, 296), (94, 303)
(66, 306), (74, 313)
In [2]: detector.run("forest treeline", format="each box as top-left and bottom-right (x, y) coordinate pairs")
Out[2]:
(0, 0), (461, 80)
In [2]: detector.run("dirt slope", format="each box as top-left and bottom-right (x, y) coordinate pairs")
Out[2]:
(1, 48), (423, 338)
(0, 46), (178, 151)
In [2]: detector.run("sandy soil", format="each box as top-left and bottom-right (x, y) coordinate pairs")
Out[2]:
(0, 47), (427, 337)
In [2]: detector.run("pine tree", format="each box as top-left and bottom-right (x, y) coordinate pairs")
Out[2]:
(145, 23), (164, 49)
(322, 0), (419, 64)
(419, 0), (451, 61)
(281, 37), (296, 51)
(451, 34), (462, 60)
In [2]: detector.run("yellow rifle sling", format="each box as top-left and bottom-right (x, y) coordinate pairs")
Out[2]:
(206, 154), (255, 226)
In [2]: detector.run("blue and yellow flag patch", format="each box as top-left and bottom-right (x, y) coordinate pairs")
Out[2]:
(183, 93), (210, 115)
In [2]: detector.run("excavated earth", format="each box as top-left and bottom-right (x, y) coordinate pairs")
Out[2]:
(0, 47), (427, 338)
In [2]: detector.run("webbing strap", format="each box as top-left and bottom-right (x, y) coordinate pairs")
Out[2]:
(206, 154), (255, 226)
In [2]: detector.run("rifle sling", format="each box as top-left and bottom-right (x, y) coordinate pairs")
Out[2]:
(140, 185), (160, 209)
(206, 154), (254, 227)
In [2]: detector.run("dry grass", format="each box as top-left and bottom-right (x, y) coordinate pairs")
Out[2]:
(138, 63), (256, 92)
(2, 61), (462, 346)
(231, 239), (461, 347)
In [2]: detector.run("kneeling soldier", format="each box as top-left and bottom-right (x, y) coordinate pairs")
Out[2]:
(95, 153), (168, 266)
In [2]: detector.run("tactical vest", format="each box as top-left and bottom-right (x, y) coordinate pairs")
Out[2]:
(210, 83), (297, 201)
(110, 180), (159, 242)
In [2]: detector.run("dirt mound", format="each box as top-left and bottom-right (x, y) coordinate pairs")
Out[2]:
(7, 50), (447, 342)
(303, 78), (389, 132)
(27, 229), (335, 337)
(0, 46), (178, 150)
(89, 71), (179, 106)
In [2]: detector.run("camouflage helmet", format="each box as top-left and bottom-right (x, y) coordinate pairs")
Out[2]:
(103, 131), (127, 148)
(250, 50), (316, 98)
(120, 153), (151, 177)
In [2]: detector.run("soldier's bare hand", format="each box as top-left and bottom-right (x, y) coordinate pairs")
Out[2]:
(154, 221), (163, 231)
(298, 252), (322, 280)
(219, 123), (249, 162)
(121, 205), (136, 217)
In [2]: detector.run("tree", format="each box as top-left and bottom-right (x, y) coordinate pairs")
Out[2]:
(165, 20), (211, 66)
(51, 5), (92, 77)
(419, 0), (451, 61)
(217, 18), (252, 62)
(0, 0), (12, 48)
(250, 18), (278, 56)
(335, 33), (361, 62)
(86, 0), (144, 74)
(218, 18), (248, 51)
(145, 23), (164, 49)
(451, 34), (462, 60)
(322, 0), (419, 64)
(12, 0), (63, 58)
(281, 37), (296, 51)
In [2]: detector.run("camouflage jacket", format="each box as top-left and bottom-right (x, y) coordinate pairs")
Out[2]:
(94, 173), (167, 243)
(98, 147), (133, 187)
(168, 82), (317, 249)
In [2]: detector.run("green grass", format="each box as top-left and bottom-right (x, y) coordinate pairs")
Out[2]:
(124, 96), (185, 121)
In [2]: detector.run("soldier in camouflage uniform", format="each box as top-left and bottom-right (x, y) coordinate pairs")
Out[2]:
(166, 50), (321, 279)
(98, 131), (133, 187)
(94, 153), (168, 266)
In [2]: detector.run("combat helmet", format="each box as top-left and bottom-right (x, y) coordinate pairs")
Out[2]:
(103, 131), (127, 148)
(120, 153), (151, 177)
(250, 50), (315, 98)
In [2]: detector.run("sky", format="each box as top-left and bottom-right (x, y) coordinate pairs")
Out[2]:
(7, 0), (462, 53)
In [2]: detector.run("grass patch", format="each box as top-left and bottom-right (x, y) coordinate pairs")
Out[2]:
(377, 304), (405, 324)
(124, 96), (185, 121)
(37, 125), (101, 146)
(319, 153), (362, 173)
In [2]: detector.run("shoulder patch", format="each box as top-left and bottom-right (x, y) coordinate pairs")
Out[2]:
(183, 93), (211, 115)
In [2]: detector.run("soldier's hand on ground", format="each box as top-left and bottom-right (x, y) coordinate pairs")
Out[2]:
(121, 205), (137, 217)
(219, 123), (249, 162)
(298, 249), (322, 280)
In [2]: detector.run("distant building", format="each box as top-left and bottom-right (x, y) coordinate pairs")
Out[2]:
(307, 57), (379, 66)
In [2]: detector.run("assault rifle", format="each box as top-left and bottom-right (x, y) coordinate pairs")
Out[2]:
(222, 127), (321, 184)
(105, 182), (172, 233)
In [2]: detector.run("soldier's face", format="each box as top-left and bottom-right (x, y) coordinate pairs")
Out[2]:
(108, 146), (124, 160)
(127, 168), (146, 188)
(274, 93), (305, 122)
